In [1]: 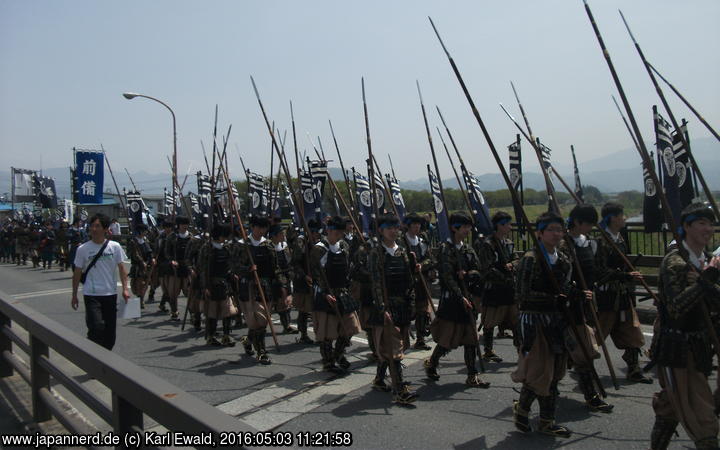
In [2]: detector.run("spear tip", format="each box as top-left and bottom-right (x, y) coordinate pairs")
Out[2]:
(618, 9), (637, 44)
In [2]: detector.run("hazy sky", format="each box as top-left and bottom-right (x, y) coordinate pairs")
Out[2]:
(2, 0), (718, 185)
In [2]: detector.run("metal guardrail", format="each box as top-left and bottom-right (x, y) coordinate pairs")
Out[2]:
(508, 221), (720, 255)
(0, 288), (255, 447)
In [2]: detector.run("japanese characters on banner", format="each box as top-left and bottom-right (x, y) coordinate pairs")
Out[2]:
(74, 151), (104, 204)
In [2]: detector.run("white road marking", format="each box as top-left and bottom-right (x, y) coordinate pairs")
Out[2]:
(217, 336), (433, 431)
(12, 282), (127, 299)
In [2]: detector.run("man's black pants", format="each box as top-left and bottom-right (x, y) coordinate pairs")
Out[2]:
(84, 295), (117, 350)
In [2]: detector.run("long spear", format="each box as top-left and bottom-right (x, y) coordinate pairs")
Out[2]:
(416, 81), (449, 226)
(215, 125), (280, 350)
(611, 96), (641, 152)
(362, 77), (402, 383)
(620, 10), (719, 218)
(436, 126), (473, 214)
(429, 15), (604, 392)
(329, 120), (356, 212)
(583, 0), (720, 364)
(648, 63), (720, 143)
(124, 168), (138, 191)
(100, 144), (127, 216)
(371, 154), (401, 220)
(499, 101), (615, 392)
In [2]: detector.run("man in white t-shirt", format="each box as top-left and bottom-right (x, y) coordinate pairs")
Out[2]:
(71, 213), (129, 350)
(108, 218), (121, 236)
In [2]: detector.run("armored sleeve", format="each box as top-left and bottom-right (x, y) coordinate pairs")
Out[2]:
(439, 243), (464, 299)
(661, 252), (720, 320)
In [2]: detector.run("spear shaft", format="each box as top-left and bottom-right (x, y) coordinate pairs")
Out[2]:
(648, 62), (720, 143)
(619, 10), (718, 218)
(584, 1), (720, 364)
(429, 15), (605, 393)
(437, 126), (473, 214)
(329, 120), (356, 212)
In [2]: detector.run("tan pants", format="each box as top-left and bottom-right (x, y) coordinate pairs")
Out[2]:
(568, 322), (601, 368)
(430, 317), (478, 350)
(239, 298), (270, 330)
(653, 355), (718, 445)
(292, 292), (314, 313)
(313, 311), (361, 341)
(512, 331), (568, 397)
(481, 304), (518, 330)
(130, 277), (148, 299)
(596, 308), (645, 349)
(372, 324), (410, 362)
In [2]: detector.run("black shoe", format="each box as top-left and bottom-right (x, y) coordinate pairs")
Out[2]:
(538, 420), (572, 438)
(241, 336), (254, 356)
(466, 374), (490, 388)
(586, 395), (614, 413)
(170, 312), (179, 321)
(257, 351), (272, 365)
(207, 336), (222, 346)
(284, 325), (299, 334)
(482, 350), (503, 363)
(337, 356), (351, 371)
(424, 359), (440, 381)
(393, 386), (418, 405)
(513, 401), (531, 433)
(372, 378), (391, 392)
(297, 334), (314, 345)
(627, 369), (653, 384)
(221, 335), (235, 347)
(413, 340), (431, 350)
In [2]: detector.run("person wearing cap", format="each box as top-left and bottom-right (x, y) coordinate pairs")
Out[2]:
(476, 211), (518, 363)
(511, 211), (591, 438)
(560, 204), (612, 413)
(234, 215), (285, 364)
(197, 223), (238, 347)
(290, 218), (323, 344)
(594, 202), (651, 384)
(425, 212), (490, 389)
(648, 203), (720, 450)
(368, 215), (419, 405)
(400, 213), (435, 350)
(269, 223), (297, 334)
(127, 223), (154, 309)
(155, 219), (175, 313)
(310, 215), (362, 372)
(162, 216), (198, 321)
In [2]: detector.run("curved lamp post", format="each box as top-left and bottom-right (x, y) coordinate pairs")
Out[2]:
(122, 92), (178, 218)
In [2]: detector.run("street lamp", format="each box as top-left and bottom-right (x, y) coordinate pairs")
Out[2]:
(122, 92), (178, 218)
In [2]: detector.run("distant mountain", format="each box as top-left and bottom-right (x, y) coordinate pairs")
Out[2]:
(2, 137), (717, 199)
(399, 136), (720, 193)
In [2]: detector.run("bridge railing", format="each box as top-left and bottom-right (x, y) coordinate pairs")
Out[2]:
(0, 288), (254, 446)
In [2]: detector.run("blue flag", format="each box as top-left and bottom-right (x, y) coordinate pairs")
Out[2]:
(75, 151), (104, 204)
(427, 166), (449, 242)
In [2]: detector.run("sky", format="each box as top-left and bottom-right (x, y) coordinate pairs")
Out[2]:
(1, 0), (718, 186)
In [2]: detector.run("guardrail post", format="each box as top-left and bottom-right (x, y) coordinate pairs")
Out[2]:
(112, 393), (143, 436)
(30, 335), (51, 422)
(0, 311), (11, 377)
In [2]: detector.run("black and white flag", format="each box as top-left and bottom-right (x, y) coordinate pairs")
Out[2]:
(671, 122), (696, 208)
(33, 175), (57, 208)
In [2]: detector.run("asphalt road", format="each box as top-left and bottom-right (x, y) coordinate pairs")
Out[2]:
(0, 261), (705, 449)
